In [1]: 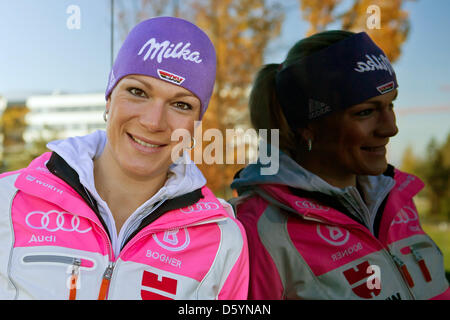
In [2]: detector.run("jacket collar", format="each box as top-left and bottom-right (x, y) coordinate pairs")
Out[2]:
(233, 147), (399, 231)
(43, 131), (210, 247)
(254, 166), (424, 234)
(14, 152), (223, 243)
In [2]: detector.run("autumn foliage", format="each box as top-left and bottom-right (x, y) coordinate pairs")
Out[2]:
(300, 0), (411, 62)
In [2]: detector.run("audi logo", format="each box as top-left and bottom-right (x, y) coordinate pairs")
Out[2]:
(25, 210), (92, 233)
(180, 202), (220, 213)
(391, 206), (418, 225)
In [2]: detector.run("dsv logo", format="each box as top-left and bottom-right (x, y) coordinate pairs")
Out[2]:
(180, 201), (219, 213)
(25, 210), (92, 233)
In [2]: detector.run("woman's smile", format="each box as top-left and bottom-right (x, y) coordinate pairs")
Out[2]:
(360, 144), (387, 156)
(127, 133), (167, 153)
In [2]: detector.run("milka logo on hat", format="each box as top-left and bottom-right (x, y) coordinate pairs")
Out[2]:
(354, 54), (394, 75)
(138, 38), (203, 64)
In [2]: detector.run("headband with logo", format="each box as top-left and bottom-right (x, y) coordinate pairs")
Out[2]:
(275, 32), (398, 129)
(105, 16), (217, 119)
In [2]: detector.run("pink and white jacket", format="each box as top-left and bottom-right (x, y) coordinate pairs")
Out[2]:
(231, 151), (450, 300)
(0, 131), (248, 299)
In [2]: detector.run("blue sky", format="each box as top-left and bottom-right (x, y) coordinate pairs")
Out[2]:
(0, 0), (449, 166)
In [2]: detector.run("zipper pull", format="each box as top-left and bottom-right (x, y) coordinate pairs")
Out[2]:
(411, 247), (432, 282)
(391, 254), (415, 288)
(98, 262), (115, 300)
(69, 258), (81, 300)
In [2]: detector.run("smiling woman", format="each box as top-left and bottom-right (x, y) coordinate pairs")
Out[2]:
(231, 30), (450, 300)
(99, 75), (201, 186)
(0, 16), (249, 300)
(96, 74), (203, 230)
(299, 89), (399, 187)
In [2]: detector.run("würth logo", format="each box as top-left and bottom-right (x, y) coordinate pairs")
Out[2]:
(157, 69), (185, 85)
(26, 175), (63, 195)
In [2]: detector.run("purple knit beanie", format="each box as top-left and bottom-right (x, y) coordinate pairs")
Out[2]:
(105, 16), (217, 119)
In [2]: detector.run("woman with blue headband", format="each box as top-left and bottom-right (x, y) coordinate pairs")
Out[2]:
(231, 30), (450, 299)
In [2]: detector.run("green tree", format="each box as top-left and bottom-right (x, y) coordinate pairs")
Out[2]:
(0, 102), (60, 173)
(405, 135), (450, 219)
(424, 134), (450, 219)
(400, 144), (422, 176)
(0, 104), (29, 172)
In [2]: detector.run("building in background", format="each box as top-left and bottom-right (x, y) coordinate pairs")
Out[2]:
(0, 92), (105, 172)
(24, 92), (106, 143)
(0, 96), (7, 163)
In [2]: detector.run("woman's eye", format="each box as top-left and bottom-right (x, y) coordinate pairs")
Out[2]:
(173, 102), (192, 110)
(128, 87), (146, 97)
(356, 108), (374, 117)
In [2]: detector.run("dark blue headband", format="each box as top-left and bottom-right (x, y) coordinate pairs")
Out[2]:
(275, 32), (398, 129)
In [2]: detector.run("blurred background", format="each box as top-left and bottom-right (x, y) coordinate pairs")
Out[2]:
(0, 0), (449, 277)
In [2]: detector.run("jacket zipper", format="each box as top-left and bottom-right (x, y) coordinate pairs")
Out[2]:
(22, 254), (92, 300)
(103, 217), (228, 299)
(119, 197), (168, 252)
(120, 217), (227, 254)
(376, 250), (415, 299)
(389, 253), (415, 288)
(69, 258), (81, 300)
(98, 261), (115, 300)
(410, 242), (433, 283)
(96, 198), (175, 300)
(96, 223), (115, 300)
(95, 210), (226, 300)
(410, 247), (432, 282)
(97, 198), (171, 300)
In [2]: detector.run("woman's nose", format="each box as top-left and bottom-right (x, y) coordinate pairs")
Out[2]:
(376, 107), (399, 138)
(139, 101), (168, 132)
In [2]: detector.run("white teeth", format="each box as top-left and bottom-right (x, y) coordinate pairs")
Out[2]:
(131, 136), (159, 148)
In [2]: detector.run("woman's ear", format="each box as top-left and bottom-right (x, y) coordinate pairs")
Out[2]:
(296, 125), (314, 143)
(296, 125), (316, 153)
(106, 96), (111, 112)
